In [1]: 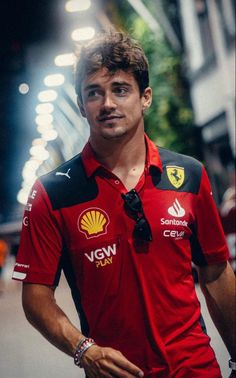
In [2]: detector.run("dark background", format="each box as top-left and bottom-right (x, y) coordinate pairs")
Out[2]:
(0, 1), (60, 221)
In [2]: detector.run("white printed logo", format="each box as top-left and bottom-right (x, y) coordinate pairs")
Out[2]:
(55, 168), (71, 179)
(29, 189), (37, 199)
(163, 230), (185, 239)
(23, 216), (29, 226)
(85, 243), (117, 269)
(12, 262), (30, 280)
(168, 199), (185, 217)
(85, 243), (117, 262)
(25, 203), (32, 212)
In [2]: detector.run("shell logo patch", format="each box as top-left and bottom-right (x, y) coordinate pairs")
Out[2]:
(78, 208), (110, 239)
(166, 166), (185, 189)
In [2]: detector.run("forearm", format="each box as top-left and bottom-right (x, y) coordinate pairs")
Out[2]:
(198, 262), (236, 359)
(22, 283), (84, 356)
(22, 283), (144, 377)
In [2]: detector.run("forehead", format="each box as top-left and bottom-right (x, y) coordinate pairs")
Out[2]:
(81, 67), (139, 91)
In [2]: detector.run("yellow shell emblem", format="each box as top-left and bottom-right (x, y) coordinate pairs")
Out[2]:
(78, 208), (109, 238)
(166, 166), (185, 189)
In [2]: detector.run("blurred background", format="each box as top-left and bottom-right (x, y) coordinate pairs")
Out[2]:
(0, 1), (235, 377)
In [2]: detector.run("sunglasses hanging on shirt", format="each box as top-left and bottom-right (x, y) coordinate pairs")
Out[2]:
(121, 189), (153, 242)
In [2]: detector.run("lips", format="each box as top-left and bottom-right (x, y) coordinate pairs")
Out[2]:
(98, 114), (123, 122)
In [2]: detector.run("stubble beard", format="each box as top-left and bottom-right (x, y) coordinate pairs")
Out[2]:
(99, 123), (128, 140)
(102, 128), (127, 140)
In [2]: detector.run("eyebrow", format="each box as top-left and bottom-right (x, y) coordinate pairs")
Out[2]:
(83, 81), (132, 92)
(112, 81), (132, 87)
(83, 84), (100, 92)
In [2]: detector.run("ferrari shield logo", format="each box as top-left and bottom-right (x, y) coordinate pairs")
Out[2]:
(166, 166), (185, 189)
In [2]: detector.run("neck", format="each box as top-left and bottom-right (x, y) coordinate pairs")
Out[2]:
(90, 129), (146, 173)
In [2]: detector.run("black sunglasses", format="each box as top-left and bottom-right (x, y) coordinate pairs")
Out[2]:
(121, 189), (152, 242)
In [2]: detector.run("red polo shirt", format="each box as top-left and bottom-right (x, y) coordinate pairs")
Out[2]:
(13, 135), (229, 377)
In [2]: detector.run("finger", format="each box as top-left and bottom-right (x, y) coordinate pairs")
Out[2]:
(113, 354), (144, 377)
(91, 356), (142, 378)
(100, 356), (144, 377)
(85, 361), (118, 378)
(83, 346), (143, 378)
(106, 363), (143, 378)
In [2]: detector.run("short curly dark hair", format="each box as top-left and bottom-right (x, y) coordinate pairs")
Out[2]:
(74, 31), (149, 102)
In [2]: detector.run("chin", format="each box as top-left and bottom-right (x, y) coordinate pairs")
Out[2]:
(101, 127), (127, 140)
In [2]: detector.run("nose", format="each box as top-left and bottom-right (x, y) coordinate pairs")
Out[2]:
(102, 92), (117, 111)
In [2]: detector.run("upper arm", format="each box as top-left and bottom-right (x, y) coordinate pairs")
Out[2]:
(197, 261), (228, 285)
(197, 261), (235, 295)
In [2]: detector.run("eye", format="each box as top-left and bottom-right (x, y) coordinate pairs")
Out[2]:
(87, 89), (99, 98)
(113, 87), (129, 96)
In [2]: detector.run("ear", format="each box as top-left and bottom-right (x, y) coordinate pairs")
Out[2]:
(141, 87), (152, 113)
(77, 97), (86, 118)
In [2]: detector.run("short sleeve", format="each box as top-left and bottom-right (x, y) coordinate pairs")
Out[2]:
(192, 166), (229, 265)
(12, 179), (63, 285)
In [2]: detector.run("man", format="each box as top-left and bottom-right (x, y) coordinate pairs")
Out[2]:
(13, 31), (235, 377)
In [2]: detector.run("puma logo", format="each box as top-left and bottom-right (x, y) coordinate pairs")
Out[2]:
(55, 168), (71, 179)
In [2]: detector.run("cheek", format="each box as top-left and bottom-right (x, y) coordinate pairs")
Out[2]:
(129, 103), (143, 118)
(130, 97), (143, 111)
(84, 105), (98, 119)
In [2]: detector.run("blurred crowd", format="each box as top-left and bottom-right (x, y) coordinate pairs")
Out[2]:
(219, 170), (236, 272)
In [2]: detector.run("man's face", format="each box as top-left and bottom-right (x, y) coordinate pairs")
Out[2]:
(78, 68), (152, 142)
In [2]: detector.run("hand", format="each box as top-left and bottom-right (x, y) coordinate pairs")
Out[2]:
(81, 344), (144, 378)
(229, 371), (236, 378)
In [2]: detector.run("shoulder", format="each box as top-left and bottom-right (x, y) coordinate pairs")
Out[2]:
(39, 154), (98, 210)
(156, 147), (203, 194)
(158, 146), (202, 171)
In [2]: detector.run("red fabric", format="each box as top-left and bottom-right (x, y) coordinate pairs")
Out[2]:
(13, 136), (228, 376)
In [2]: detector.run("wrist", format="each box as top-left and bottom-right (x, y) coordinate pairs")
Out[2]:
(74, 337), (96, 367)
(229, 359), (236, 371)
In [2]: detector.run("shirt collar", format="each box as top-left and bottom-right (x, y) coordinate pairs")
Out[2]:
(144, 134), (163, 173)
(81, 133), (163, 178)
(81, 141), (101, 177)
